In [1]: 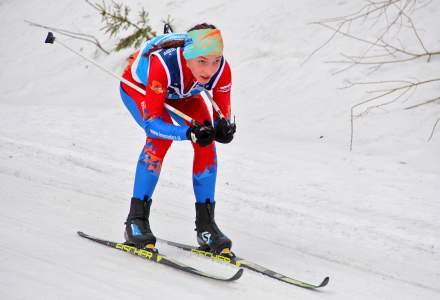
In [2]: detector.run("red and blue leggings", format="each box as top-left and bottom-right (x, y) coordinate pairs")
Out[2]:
(120, 86), (217, 203)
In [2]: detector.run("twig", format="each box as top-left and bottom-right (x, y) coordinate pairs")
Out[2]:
(301, 22), (344, 66)
(404, 96), (440, 110)
(308, 0), (440, 71)
(308, 1), (439, 150)
(349, 78), (440, 150)
(427, 118), (440, 142)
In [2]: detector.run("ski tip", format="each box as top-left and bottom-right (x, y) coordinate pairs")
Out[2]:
(77, 231), (89, 238)
(318, 276), (330, 288)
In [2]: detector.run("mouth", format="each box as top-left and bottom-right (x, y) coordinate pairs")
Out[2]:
(200, 75), (211, 81)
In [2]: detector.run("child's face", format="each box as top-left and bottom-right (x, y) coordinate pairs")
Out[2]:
(186, 55), (222, 84)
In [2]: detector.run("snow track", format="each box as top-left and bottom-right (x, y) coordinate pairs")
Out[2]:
(1, 0), (439, 299)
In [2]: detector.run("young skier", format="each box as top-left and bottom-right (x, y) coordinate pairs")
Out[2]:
(119, 23), (236, 255)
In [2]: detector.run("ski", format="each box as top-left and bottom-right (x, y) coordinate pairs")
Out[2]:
(157, 238), (329, 289)
(77, 231), (243, 282)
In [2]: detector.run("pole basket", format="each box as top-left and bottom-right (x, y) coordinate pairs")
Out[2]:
(45, 32), (55, 44)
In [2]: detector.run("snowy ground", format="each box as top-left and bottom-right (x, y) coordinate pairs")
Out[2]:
(0, 0), (439, 299)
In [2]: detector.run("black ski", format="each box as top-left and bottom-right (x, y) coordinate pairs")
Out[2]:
(77, 231), (243, 282)
(157, 238), (329, 289)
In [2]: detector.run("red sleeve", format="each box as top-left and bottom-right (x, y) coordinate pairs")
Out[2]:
(143, 55), (168, 120)
(212, 60), (232, 120)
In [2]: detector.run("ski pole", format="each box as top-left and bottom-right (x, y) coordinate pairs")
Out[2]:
(203, 89), (228, 122)
(44, 32), (198, 125)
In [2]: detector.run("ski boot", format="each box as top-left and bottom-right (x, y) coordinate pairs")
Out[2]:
(125, 197), (157, 252)
(195, 201), (233, 256)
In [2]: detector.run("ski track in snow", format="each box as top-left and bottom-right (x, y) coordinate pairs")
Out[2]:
(1, 0), (439, 299)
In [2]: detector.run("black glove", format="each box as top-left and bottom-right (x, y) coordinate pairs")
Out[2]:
(186, 120), (215, 147)
(215, 118), (236, 144)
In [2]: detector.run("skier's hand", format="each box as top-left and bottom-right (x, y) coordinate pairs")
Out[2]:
(187, 120), (215, 147)
(215, 118), (236, 144)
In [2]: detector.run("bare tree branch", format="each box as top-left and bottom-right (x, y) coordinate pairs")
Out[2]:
(349, 78), (440, 150)
(427, 117), (440, 142)
(301, 22), (344, 66)
(309, 0), (440, 71)
(307, 0), (439, 150)
(404, 96), (440, 110)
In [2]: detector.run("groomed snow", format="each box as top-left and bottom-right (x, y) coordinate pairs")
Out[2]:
(0, 0), (439, 299)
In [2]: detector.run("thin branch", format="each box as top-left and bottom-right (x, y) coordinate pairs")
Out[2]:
(349, 78), (440, 93)
(363, 85), (412, 113)
(316, 0), (402, 25)
(307, 0), (440, 71)
(403, 11), (429, 54)
(326, 53), (436, 65)
(340, 79), (413, 89)
(427, 118), (440, 142)
(349, 77), (440, 151)
(308, 1), (439, 150)
(301, 22), (344, 66)
(404, 96), (440, 110)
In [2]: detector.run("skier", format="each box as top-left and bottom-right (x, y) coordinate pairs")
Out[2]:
(119, 23), (236, 255)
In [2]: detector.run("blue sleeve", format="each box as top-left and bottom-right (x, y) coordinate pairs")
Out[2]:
(145, 117), (190, 141)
